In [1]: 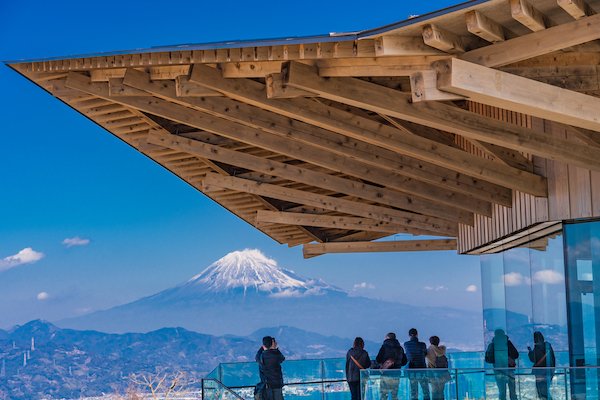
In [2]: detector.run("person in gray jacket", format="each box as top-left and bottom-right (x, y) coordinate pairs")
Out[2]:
(346, 337), (371, 400)
(426, 336), (450, 400)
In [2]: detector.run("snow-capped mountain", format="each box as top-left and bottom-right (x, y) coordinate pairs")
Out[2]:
(58, 249), (483, 349)
(183, 249), (341, 297)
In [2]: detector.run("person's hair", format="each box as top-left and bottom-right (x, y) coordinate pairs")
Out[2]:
(429, 336), (440, 346)
(262, 336), (273, 348)
(354, 337), (365, 349)
(533, 331), (545, 344)
(385, 332), (396, 340)
(409, 328), (418, 337)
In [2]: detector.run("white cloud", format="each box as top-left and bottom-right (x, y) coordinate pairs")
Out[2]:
(269, 287), (324, 298)
(353, 282), (375, 290)
(504, 272), (531, 287)
(466, 284), (478, 292)
(533, 269), (564, 285)
(0, 248), (44, 272)
(424, 285), (448, 292)
(62, 237), (90, 247)
(37, 292), (49, 301)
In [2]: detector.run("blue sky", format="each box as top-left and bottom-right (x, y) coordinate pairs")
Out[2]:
(0, 0), (481, 329)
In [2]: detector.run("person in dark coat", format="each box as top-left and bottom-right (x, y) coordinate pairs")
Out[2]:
(404, 328), (430, 400)
(485, 329), (519, 400)
(256, 336), (286, 400)
(528, 331), (556, 400)
(375, 332), (406, 400)
(346, 337), (371, 400)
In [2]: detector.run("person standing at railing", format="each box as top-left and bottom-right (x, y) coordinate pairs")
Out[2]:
(404, 328), (431, 400)
(426, 336), (450, 400)
(528, 331), (556, 400)
(375, 332), (407, 400)
(346, 337), (371, 400)
(256, 336), (286, 400)
(485, 329), (519, 400)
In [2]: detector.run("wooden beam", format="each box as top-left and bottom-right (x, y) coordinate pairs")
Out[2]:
(460, 13), (600, 67)
(557, 0), (588, 19)
(316, 56), (445, 77)
(266, 73), (317, 99)
(302, 239), (457, 258)
(410, 70), (466, 102)
(374, 36), (445, 56)
(255, 210), (443, 236)
(470, 140), (534, 172)
(436, 57), (600, 133)
(201, 173), (459, 236)
(120, 68), (494, 216)
(499, 64), (600, 92)
(510, 0), (546, 31)
(283, 60), (600, 177)
(282, 61), (550, 194)
(175, 76), (222, 97)
(465, 11), (505, 43)
(188, 64), (513, 206)
(108, 78), (148, 96)
(422, 24), (466, 54)
(220, 61), (284, 78)
(147, 130), (473, 224)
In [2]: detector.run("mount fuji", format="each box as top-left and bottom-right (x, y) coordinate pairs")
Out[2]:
(58, 249), (482, 349)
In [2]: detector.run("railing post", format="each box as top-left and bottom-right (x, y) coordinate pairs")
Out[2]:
(564, 368), (568, 400)
(454, 369), (459, 400)
(321, 359), (325, 400)
(201, 378), (205, 400)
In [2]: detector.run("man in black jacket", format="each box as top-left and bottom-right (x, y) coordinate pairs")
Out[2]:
(404, 328), (430, 400)
(376, 333), (406, 400)
(485, 329), (519, 400)
(256, 336), (286, 400)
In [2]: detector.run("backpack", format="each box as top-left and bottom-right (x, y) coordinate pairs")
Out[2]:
(434, 354), (448, 369)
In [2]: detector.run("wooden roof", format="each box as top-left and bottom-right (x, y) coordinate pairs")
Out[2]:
(8, 0), (600, 257)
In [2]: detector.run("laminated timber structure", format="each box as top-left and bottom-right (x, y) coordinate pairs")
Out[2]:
(8, 0), (600, 258)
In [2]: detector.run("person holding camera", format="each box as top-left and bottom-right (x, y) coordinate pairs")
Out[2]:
(256, 336), (286, 400)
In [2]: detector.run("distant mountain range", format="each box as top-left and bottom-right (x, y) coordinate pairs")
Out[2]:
(0, 320), (377, 400)
(59, 249), (483, 349)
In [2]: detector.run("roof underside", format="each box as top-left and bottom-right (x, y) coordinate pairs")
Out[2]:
(9, 0), (600, 257)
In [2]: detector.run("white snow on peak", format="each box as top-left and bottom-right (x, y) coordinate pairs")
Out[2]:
(187, 249), (324, 294)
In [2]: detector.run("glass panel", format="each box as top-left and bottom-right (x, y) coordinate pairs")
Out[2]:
(503, 246), (533, 351)
(565, 220), (600, 400)
(482, 253), (507, 346)
(530, 234), (568, 355)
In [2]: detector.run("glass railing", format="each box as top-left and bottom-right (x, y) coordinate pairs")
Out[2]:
(202, 352), (599, 400)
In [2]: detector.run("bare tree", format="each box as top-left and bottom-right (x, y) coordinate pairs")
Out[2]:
(129, 370), (190, 400)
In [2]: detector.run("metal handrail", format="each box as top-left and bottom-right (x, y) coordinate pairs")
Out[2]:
(202, 378), (247, 400)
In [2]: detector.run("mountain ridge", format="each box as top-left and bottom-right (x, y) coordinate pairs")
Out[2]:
(0, 319), (369, 400)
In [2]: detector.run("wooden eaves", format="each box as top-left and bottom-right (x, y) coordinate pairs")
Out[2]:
(8, 0), (600, 257)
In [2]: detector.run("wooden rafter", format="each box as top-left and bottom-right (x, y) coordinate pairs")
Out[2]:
(510, 0), (546, 32)
(435, 58), (600, 133)
(255, 210), (443, 236)
(465, 10), (505, 43)
(460, 13), (600, 67)
(302, 239), (458, 258)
